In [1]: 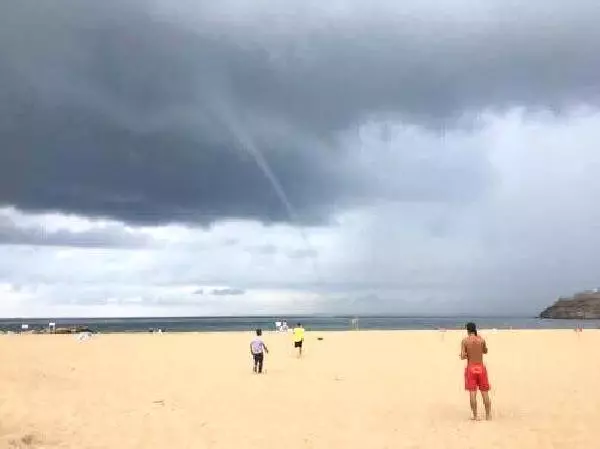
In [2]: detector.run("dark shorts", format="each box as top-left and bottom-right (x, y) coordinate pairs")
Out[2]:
(294, 340), (303, 348)
(253, 353), (264, 363)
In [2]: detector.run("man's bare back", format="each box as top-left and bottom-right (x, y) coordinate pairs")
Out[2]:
(461, 322), (491, 421)
(460, 335), (488, 364)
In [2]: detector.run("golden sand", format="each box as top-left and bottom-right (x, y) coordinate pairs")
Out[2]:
(1, 329), (599, 448)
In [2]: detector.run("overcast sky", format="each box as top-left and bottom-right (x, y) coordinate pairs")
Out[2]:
(1, 0), (600, 317)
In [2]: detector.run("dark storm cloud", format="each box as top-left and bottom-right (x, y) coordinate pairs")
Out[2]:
(1, 0), (599, 225)
(0, 215), (149, 248)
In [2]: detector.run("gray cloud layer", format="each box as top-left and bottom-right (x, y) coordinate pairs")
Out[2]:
(0, 214), (149, 248)
(2, 1), (600, 225)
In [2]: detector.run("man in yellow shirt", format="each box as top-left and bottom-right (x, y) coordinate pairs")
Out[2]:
(293, 323), (305, 357)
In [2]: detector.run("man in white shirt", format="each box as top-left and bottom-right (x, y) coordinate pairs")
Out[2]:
(250, 329), (269, 373)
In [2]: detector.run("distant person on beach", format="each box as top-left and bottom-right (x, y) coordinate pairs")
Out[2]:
(250, 329), (269, 374)
(460, 322), (492, 420)
(293, 323), (305, 357)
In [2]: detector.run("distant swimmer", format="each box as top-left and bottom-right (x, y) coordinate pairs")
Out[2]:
(460, 322), (492, 420)
(293, 323), (305, 357)
(250, 329), (269, 374)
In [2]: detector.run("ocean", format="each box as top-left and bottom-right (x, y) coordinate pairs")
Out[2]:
(0, 316), (599, 333)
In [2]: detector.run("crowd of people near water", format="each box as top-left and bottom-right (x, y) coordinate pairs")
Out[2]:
(250, 321), (492, 421)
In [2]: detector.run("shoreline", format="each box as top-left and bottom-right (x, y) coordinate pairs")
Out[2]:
(2, 327), (599, 337)
(2, 315), (599, 335)
(0, 316), (600, 333)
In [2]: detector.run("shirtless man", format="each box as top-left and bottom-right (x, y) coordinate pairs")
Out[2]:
(460, 322), (492, 420)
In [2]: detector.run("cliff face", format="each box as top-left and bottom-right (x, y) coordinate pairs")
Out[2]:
(539, 291), (600, 319)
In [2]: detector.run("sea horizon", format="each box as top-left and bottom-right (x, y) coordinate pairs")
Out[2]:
(1, 315), (599, 333)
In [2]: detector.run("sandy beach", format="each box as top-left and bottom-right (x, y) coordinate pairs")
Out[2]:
(1, 329), (599, 449)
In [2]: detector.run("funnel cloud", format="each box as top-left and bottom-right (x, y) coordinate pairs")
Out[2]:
(1, 0), (600, 316)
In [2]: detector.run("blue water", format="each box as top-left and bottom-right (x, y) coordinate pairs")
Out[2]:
(0, 316), (599, 333)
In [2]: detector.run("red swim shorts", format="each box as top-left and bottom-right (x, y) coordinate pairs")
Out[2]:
(464, 363), (490, 392)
